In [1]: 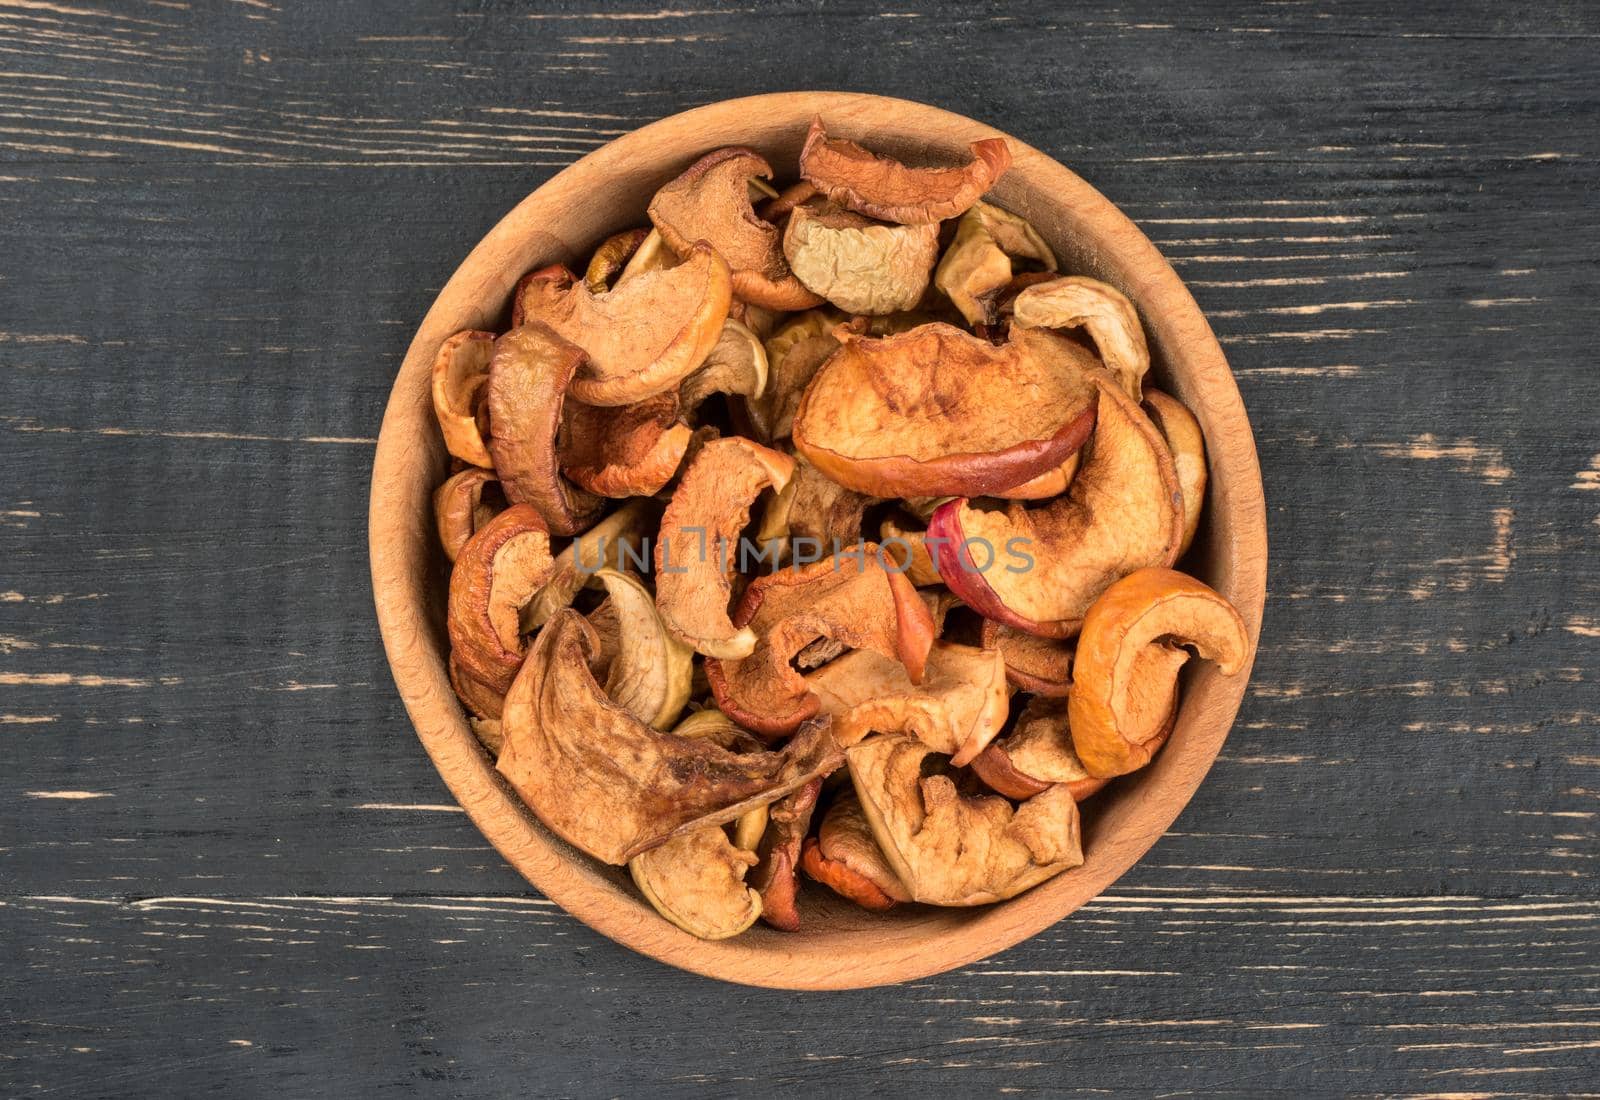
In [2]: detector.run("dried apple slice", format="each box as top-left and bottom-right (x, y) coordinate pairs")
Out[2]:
(654, 437), (795, 658)
(806, 640), (1009, 766)
(749, 778), (822, 932)
(934, 201), (1058, 326)
(583, 227), (652, 293)
(705, 549), (937, 739)
(979, 620), (1074, 697)
(878, 512), (942, 586)
(1142, 389), (1208, 558)
(791, 324), (1100, 498)
(1070, 567), (1249, 778)
(434, 467), (503, 563)
(614, 228), (678, 286)
(522, 499), (655, 631)
(496, 610), (844, 864)
(486, 322), (604, 536)
(449, 649), (506, 721)
(1012, 276), (1150, 401)
(846, 733), (1083, 906)
(446, 503), (555, 692)
(969, 696), (1114, 802)
(561, 392), (691, 498)
(647, 147), (822, 311)
(1000, 453), (1079, 500)
(628, 827), (762, 940)
(782, 201), (940, 315)
(928, 375), (1183, 637)
(757, 457), (873, 551)
(801, 788), (910, 910)
(746, 309), (842, 442)
(589, 569), (693, 730)
(677, 318), (768, 415)
(798, 117), (1012, 225)
(430, 330), (496, 468)
(513, 243), (732, 406)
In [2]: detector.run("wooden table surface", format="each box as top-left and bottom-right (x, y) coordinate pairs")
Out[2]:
(3, 2), (1597, 1095)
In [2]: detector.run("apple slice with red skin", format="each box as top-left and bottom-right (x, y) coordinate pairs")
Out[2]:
(446, 503), (555, 693)
(980, 619), (1074, 697)
(928, 375), (1183, 638)
(791, 323), (1099, 499)
(798, 117), (1012, 225)
(969, 693), (1178, 802)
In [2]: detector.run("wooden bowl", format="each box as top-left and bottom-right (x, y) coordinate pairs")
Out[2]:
(369, 92), (1266, 989)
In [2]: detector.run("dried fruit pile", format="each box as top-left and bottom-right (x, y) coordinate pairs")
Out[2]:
(428, 119), (1250, 938)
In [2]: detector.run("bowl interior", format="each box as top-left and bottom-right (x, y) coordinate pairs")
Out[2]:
(369, 92), (1266, 989)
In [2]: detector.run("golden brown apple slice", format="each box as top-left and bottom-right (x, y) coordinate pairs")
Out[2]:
(979, 619), (1074, 697)
(745, 309), (843, 442)
(486, 322), (604, 536)
(430, 330), (496, 468)
(757, 457), (874, 552)
(969, 696), (1118, 803)
(801, 788), (910, 910)
(1142, 389), (1208, 559)
(934, 201), (1057, 326)
(628, 827), (762, 941)
(806, 641), (1010, 767)
(496, 610), (844, 864)
(433, 467), (503, 563)
(677, 318), (768, 416)
(583, 227), (651, 293)
(1070, 567), (1249, 777)
(588, 569), (694, 731)
(846, 733), (1083, 906)
(782, 200), (940, 315)
(749, 777), (823, 932)
(705, 548), (937, 739)
(446, 503), (554, 692)
(654, 436), (794, 659)
(791, 324), (1099, 498)
(560, 392), (691, 498)
(928, 375), (1182, 637)
(1000, 452), (1079, 500)
(449, 649), (506, 721)
(798, 117), (1012, 225)
(1012, 275), (1150, 401)
(647, 147), (823, 311)
(512, 243), (732, 406)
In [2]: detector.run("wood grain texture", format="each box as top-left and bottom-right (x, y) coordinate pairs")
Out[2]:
(1, 0), (1596, 1091)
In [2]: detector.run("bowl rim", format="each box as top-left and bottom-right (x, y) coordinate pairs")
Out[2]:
(369, 91), (1267, 989)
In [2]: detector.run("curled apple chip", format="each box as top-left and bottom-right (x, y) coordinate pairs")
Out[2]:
(430, 330), (496, 468)
(928, 374), (1183, 637)
(614, 228), (678, 286)
(561, 392), (691, 498)
(628, 826), (762, 941)
(446, 503), (554, 693)
(1070, 567), (1249, 778)
(934, 202), (1058, 326)
(434, 467), (503, 563)
(1012, 276), (1150, 401)
(782, 201), (940, 315)
(584, 227), (651, 293)
(806, 640), (1009, 766)
(487, 322), (604, 536)
(746, 309), (842, 442)
(654, 437), (795, 659)
(969, 696), (1112, 803)
(980, 620), (1074, 697)
(522, 499), (655, 631)
(878, 512), (942, 586)
(589, 569), (693, 731)
(791, 324), (1100, 498)
(758, 457), (873, 552)
(1142, 389), (1208, 558)
(449, 649), (506, 721)
(647, 147), (822, 311)
(513, 243), (732, 406)
(847, 733), (1083, 906)
(705, 549), (937, 738)
(749, 777), (822, 932)
(801, 788), (910, 910)
(677, 318), (768, 415)
(798, 117), (1011, 225)
(496, 610), (844, 864)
